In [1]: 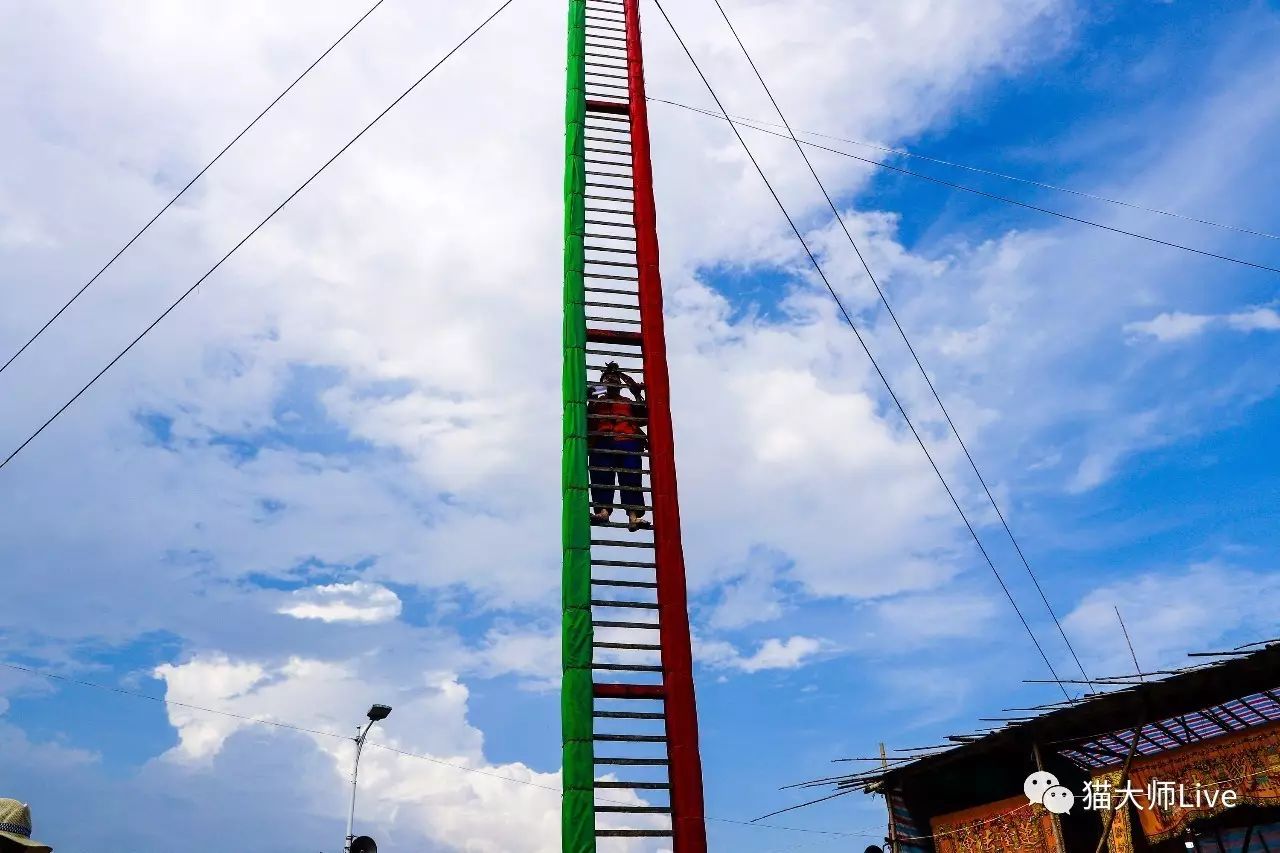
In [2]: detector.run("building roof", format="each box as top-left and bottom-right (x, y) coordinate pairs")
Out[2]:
(818, 640), (1280, 798)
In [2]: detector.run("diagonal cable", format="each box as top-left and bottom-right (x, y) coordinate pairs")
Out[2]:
(0, 0), (391, 379)
(0, 0), (518, 473)
(709, 0), (1093, 691)
(651, 0), (1073, 702)
(651, 98), (1280, 277)
(647, 97), (1280, 243)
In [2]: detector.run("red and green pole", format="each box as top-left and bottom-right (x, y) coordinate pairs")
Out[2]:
(561, 2), (595, 852)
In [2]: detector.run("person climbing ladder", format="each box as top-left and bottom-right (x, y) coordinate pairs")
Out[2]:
(588, 362), (652, 532)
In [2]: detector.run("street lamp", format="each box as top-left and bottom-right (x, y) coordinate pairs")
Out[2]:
(344, 704), (392, 853)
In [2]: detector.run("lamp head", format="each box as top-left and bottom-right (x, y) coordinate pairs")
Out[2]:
(367, 704), (392, 722)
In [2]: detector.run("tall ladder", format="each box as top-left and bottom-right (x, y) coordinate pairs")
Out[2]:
(561, 1), (707, 851)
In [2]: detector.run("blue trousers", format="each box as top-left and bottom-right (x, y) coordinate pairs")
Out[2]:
(590, 437), (644, 512)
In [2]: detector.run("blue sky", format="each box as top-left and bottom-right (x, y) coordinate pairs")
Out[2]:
(2, 1), (1279, 851)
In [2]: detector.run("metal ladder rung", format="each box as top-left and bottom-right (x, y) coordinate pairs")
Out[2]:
(590, 559), (656, 568)
(583, 261), (637, 271)
(584, 286), (638, 296)
(582, 305), (640, 314)
(594, 710), (665, 719)
(583, 122), (630, 136)
(592, 599), (659, 610)
(591, 579), (658, 590)
(585, 317), (642, 326)
(593, 641), (662, 650)
(584, 248), (637, 258)
(586, 479), (650, 491)
(590, 539), (655, 549)
(588, 504), (654, 514)
(595, 830), (674, 838)
(595, 781), (670, 790)
(595, 757), (669, 765)
(593, 662), (663, 672)
(582, 108), (629, 121)
(592, 620), (659, 629)
(596, 805), (672, 814)
(588, 411), (646, 422)
(583, 273), (638, 283)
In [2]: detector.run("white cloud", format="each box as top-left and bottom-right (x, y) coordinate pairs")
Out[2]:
(473, 625), (561, 689)
(872, 592), (998, 645)
(152, 652), (566, 852)
(701, 636), (827, 673)
(1123, 311), (1215, 342)
(1124, 307), (1280, 342)
(277, 580), (402, 624)
(1065, 561), (1280, 676)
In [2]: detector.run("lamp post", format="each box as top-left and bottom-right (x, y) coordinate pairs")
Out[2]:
(344, 703), (392, 853)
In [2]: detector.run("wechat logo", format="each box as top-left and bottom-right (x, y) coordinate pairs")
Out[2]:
(1024, 770), (1075, 814)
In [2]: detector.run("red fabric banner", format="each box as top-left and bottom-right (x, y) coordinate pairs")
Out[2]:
(930, 795), (1062, 853)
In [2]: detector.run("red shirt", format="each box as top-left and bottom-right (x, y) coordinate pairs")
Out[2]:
(588, 396), (647, 445)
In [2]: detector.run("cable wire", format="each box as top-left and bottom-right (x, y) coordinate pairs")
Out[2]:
(651, 98), (1280, 277)
(0, 0), (518, 473)
(651, 0), (1073, 703)
(0, 0), (391, 380)
(647, 98), (1280, 243)
(709, 0), (1094, 692)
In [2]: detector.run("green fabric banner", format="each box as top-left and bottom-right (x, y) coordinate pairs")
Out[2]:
(561, 1), (594, 851)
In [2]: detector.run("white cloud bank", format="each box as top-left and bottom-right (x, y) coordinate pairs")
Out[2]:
(1065, 561), (1280, 676)
(277, 580), (402, 624)
(1125, 307), (1280, 342)
(701, 636), (827, 673)
(153, 652), (566, 852)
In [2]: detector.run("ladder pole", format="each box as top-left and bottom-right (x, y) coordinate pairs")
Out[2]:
(561, 2), (597, 852)
(622, 0), (709, 849)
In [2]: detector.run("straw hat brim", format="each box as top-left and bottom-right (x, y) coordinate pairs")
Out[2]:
(0, 828), (51, 852)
